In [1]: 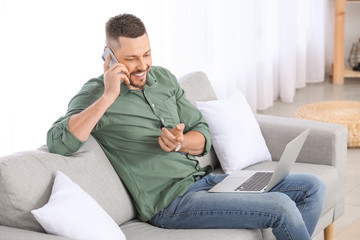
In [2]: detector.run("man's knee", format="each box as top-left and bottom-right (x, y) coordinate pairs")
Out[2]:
(264, 192), (312, 239)
(300, 174), (327, 200)
(286, 173), (326, 197)
(266, 193), (302, 224)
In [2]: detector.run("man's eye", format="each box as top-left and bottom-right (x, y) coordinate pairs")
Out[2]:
(125, 59), (135, 61)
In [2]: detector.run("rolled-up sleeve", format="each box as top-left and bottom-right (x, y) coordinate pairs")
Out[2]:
(47, 114), (85, 156)
(187, 123), (212, 157)
(172, 74), (212, 157)
(47, 77), (104, 156)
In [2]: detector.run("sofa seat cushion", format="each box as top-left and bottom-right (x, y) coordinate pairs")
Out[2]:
(120, 220), (263, 240)
(0, 136), (135, 232)
(0, 226), (74, 240)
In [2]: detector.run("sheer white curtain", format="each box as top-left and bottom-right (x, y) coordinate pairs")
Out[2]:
(0, 0), (333, 156)
(148, 0), (332, 111)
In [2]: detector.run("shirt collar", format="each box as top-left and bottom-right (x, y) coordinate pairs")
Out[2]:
(144, 68), (158, 90)
(120, 82), (130, 95)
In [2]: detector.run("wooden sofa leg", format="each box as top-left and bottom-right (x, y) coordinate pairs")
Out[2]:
(324, 223), (335, 240)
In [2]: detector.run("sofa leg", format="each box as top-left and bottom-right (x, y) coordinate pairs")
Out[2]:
(324, 223), (334, 240)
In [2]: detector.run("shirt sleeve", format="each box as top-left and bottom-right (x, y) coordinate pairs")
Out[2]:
(170, 72), (212, 157)
(47, 113), (86, 156)
(47, 77), (104, 156)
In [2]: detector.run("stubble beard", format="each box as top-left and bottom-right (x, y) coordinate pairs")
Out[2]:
(129, 67), (150, 89)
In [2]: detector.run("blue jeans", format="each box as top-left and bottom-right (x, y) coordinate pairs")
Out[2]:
(149, 173), (326, 240)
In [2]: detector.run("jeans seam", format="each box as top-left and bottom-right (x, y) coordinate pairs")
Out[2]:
(276, 187), (311, 213)
(157, 210), (293, 240)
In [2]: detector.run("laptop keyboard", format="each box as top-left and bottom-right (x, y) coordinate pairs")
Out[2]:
(235, 172), (273, 191)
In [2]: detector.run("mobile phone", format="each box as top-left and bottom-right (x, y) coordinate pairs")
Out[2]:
(102, 47), (124, 84)
(102, 47), (118, 68)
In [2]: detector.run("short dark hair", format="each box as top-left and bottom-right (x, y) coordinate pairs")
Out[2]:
(105, 14), (147, 49)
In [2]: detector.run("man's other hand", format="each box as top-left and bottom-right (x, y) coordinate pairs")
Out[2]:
(158, 123), (185, 152)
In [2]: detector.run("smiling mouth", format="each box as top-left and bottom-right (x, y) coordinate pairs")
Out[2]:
(129, 67), (151, 88)
(129, 71), (148, 89)
(133, 72), (146, 78)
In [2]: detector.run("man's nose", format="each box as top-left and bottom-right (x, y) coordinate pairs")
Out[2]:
(137, 58), (147, 70)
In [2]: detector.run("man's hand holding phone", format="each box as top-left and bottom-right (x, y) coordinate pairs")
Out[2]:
(103, 53), (131, 104)
(67, 50), (130, 142)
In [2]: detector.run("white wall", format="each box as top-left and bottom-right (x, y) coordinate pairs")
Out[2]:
(345, 2), (360, 67)
(0, 0), (157, 155)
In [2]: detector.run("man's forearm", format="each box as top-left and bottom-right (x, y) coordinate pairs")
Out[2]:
(180, 131), (206, 156)
(68, 96), (113, 141)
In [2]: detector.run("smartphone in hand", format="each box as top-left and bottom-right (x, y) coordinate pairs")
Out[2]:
(102, 47), (118, 68)
(102, 47), (124, 84)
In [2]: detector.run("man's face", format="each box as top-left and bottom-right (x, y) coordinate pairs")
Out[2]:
(113, 33), (152, 89)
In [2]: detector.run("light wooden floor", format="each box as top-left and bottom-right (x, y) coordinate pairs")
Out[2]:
(335, 218), (360, 240)
(258, 77), (360, 240)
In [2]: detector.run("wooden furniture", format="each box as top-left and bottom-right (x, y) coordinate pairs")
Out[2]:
(333, 0), (360, 84)
(324, 223), (335, 240)
(333, 0), (346, 84)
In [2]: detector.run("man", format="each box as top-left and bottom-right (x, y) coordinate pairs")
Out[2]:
(47, 13), (326, 240)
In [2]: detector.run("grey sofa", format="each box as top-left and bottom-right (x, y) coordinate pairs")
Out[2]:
(0, 71), (347, 240)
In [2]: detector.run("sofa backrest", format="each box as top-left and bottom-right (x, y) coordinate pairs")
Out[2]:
(178, 71), (220, 169)
(0, 136), (136, 232)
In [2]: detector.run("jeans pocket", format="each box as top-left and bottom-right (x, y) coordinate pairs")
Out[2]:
(149, 213), (159, 226)
(162, 195), (183, 216)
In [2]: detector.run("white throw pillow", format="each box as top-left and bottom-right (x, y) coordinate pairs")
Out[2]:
(195, 90), (271, 174)
(31, 171), (126, 240)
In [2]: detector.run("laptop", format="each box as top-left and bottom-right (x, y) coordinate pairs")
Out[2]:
(208, 128), (310, 193)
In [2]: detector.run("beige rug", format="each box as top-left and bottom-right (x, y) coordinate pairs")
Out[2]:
(296, 101), (360, 148)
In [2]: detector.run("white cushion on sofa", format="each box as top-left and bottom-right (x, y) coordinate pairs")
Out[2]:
(195, 90), (271, 174)
(31, 171), (126, 240)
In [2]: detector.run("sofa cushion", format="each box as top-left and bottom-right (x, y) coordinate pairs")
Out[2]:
(177, 71), (217, 105)
(0, 135), (135, 232)
(31, 171), (126, 240)
(120, 220), (263, 240)
(0, 225), (73, 240)
(195, 90), (271, 174)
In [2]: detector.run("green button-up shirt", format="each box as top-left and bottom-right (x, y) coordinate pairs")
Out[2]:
(47, 66), (213, 222)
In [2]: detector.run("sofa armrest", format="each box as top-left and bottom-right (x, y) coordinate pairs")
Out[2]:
(255, 114), (348, 221)
(255, 114), (348, 167)
(0, 225), (74, 240)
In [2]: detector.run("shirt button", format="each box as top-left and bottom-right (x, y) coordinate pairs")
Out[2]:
(151, 104), (155, 108)
(161, 118), (165, 123)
